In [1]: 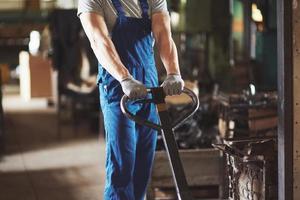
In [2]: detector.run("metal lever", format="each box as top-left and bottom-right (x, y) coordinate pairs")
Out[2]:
(120, 87), (199, 131)
(121, 87), (198, 200)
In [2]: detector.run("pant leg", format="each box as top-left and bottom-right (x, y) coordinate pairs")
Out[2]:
(101, 99), (140, 200)
(133, 102), (158, 200)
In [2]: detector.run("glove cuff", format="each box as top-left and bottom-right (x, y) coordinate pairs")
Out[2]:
(120, 74), (133, 83)
(167, 73), (181, 78)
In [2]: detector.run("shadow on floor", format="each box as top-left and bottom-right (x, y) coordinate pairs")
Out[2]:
(3, 111), (103, 155)
(0, 166), (104, 200)
(0, 110), (105, 200)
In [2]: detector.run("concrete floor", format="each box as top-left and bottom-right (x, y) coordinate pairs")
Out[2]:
(0, 93), (106, 200)
(0, 86), (224, 200)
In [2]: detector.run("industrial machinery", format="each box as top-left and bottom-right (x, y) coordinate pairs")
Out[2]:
(213, 86), (278, 200)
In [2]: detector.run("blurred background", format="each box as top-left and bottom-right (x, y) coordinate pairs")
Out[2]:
(0, 0), (280, 199)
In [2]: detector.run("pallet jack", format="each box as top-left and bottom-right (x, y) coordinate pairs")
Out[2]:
(121, 87), (199, 200)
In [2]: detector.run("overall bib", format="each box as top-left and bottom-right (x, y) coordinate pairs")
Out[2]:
(98, 0), (159, 199)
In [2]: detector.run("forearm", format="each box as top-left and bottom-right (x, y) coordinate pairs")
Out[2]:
(90, 35), (129, 81)
(80, 13), (129, 82)
(156, 35), (181, 75)
(152, 12), (181, 76)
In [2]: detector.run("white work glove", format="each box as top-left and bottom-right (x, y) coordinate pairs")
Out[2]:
(161, 74), (184, 96)
(120, 75), (147, 99)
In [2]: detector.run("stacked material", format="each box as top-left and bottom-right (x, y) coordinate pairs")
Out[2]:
(214, 138), (277, 200)
(156, 96), (219, 150)
(214, 90), (278, 139)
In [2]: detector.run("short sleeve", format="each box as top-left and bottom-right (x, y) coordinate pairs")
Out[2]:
(151, 0), (168, 14)
(77, 0), (104, 17)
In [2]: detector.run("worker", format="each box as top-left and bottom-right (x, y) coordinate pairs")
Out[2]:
(78, 0), (184, 199)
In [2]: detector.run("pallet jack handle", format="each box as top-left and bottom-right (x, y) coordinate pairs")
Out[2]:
(120, 87), (199, 131)
(121, 87), (199, 200)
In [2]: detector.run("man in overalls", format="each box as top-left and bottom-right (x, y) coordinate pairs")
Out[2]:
(78, 0), (184, 199)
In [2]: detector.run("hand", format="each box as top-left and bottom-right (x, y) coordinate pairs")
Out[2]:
(161, 74), (184, 96)
(120, 75), (147, 99)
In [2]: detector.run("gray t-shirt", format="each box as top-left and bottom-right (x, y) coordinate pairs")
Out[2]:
(78, 0), (168, 32)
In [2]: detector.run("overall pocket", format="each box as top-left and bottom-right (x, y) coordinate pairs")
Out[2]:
(102, 74), (123, 104)
(98, 64), (122, 104)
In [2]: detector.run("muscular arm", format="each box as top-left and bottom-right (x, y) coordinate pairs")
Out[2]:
(152, 12), (181, 75)
(79, 12), (130, 82)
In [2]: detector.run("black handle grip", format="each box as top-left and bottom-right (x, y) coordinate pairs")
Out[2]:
(120, 87), (199, 131)
(120, 95), (162, 131)
(171, 87), (199, 130)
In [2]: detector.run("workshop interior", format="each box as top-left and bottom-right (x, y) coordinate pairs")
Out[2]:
(0, 0), (297, 199)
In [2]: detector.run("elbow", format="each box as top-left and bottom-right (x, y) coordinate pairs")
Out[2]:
(90, 40), (100, 52)
(90, 40), (97, 52)
(90, 34), (111, 52)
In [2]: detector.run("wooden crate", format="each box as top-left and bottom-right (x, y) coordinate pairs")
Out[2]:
(19, 51), (53, 100)
(248, 108), (277, 133)
(147, 149), (224, 200)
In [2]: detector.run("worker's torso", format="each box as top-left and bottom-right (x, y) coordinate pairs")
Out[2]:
(98, 0), (158, 103)
(99, 0), (155, 33)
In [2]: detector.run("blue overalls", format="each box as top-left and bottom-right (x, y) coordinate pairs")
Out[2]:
(98, 0), (159, 199)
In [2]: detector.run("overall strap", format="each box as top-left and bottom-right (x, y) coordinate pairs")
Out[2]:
(111, 0), (126, 17)
(139, 0), (150, 19)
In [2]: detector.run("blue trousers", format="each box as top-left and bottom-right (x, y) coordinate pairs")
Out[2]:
(100, 86), (158, 200)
